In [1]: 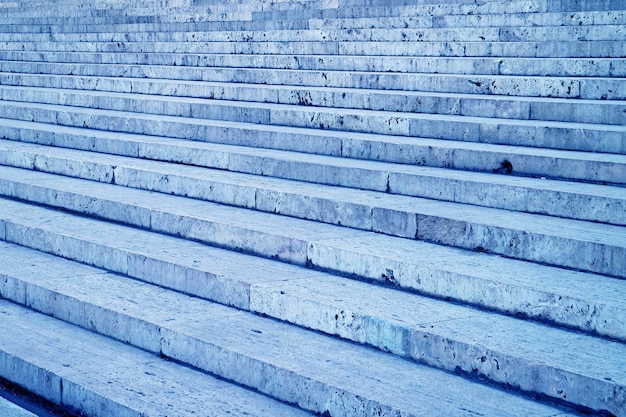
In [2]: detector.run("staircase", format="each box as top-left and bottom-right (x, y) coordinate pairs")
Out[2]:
(0, 0), (624, 415)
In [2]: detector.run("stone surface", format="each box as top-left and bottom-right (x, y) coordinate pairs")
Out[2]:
(0, 397), (37, 417)
(0, 243), (609, 417)
(0, 0), (624, 416)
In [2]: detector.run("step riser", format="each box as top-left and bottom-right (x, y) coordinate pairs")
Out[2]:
(5, 50), (625, 84)
(4, 118), (624, 188)
(312, 11), (626, 30)
(0, 4), (255, 17)
(339, 0), (626, 11)
(3, 12), (624, 36)
(2, 126), (625, 228)
(5, 58), (624, 100)
(2, 74), (624, 126)
(1, 200), (624, 342)
(0, 301), (312, 417)
(3, 26), (625, 42)
(0, 51), (626, 77)
(254, 2), (624, 22)
(1, 204), (624, 416)
(0, 20), (308, 31)
(2, 44), (626, 77)
(1, 256), (623, 416)
(0, 151), (623, 278)
(1, 91), (624, 155)
(3, 40), (624, 59)
(1, 168), (624, 340)
(0, 0), (563, 20)
(5, 9), (626, 29)
(1, 0), (624, 415)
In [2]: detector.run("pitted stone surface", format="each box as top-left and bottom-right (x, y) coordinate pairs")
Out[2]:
(0, 397), (37, 417)
(0, 0), (623, 416)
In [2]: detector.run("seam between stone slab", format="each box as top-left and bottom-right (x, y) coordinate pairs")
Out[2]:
(2, 58), (623, 101)
(0, 94), (624, 155)
(1, 130), (624, 227)
(2, 73), (623, 126)
(1, 113), (625, 172)
(0, 141), (624, 247)
(0, 301), (313, 417)
(2, 54), (624, 78)
(0, 179), (624, 342)
(0, 246), (622, 416)
(0, 145), (624, 277)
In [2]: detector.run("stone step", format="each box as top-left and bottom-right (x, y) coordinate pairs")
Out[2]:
(2, 74), (623, 126)
(2, 117), (625, 186)
(252, 1), (626, 22)
(1, 124), (624, 226)
(311, 10), (626, 30)
(0, 89), (623, 154)
(0, 0), (331, 20)
(0, 238), (623, 415)
(2, 142), (626, 275)
(0, 19), (307, 32)
(2, 39), (625, 59)
(338, 0), (626, 11)
(0, 3), (256, 18)
(0, 300), (312, 417)
(5, 0), (319, 13)
(4, 25), (626, 43)
(0, 284), (592, 417)
(2, 57), (623, 100)
(0, 13), (244, 26)
(0, 167), (626, 347)
(0, 397), (36, 417)
(4, 9), (626, 30)
(0, 0), (562, 20)
(0, 0), (623, 415)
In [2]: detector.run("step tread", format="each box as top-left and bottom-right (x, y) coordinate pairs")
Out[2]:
(3, 117), (625, 189)
(2, 25), (625, 42)
(2, 118), (624, 198)
(3, 57), (624, 100)
(1, 96), (623, 157)
(4, 85), (624, 133)
(1, 167), (625, 342)
(2, 116), (622, 164)
(3, 72), (624, 127)
(0, 301), (313, 417)
(1, 139), (624, 247)
(0, 240), (622, 416)
(2, 85), (624, 157)
(0, 301), (583, 417)
(6, 72), (625, 106)
(2, 124), (625, 228)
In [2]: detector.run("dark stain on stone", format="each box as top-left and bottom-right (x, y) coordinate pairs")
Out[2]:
(494, 160), (513, 174)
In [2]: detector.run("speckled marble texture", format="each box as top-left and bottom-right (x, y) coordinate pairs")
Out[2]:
(0, 0), (624, 416)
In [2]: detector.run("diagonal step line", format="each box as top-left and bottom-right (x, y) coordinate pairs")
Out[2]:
(0, 300), (314, 417)
(2, 56), (624, 100)
(0, 93), (624, 154)
(0, 141), (624, 271)
(2, 117), (625, 188)
(0, 205), (624, 416)
(0, 122), (625, 227)
(0, 166), (625, 341)
(1, 72), (624, 126)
